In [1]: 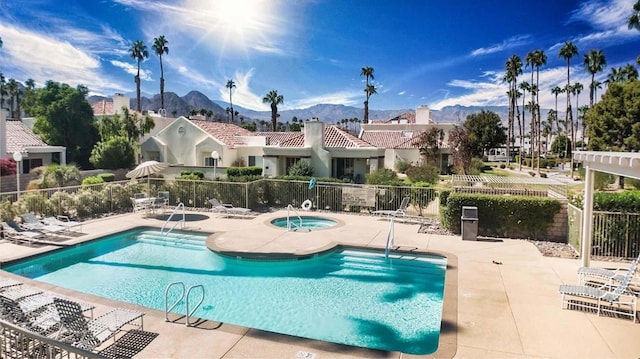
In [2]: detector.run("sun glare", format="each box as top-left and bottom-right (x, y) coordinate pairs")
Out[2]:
(213, 0), (265, 36)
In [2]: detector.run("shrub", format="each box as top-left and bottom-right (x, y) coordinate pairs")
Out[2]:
(0, 199), (18, 221)
(440, 193), (561, 239)
(82, 176), (105, 186)
(98, 173), (115, 182)
(227, 166), (262, 177)
(365, 168), (403, 186)
(499, 163), (506, 169)
(626, 177), (640, 190)
(468, 158), (484, 175)
(178, 170), (205, 180)
(539, 172), (547, 178)
(406, 165), (440, 184)
(288, 160), (313, 177)
(394, 160), (411, 174)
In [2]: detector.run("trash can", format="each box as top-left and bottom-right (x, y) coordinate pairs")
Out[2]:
(461, 206), (478, 241)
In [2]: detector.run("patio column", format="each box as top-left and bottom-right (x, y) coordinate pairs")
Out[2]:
(580, 166), (595, 267)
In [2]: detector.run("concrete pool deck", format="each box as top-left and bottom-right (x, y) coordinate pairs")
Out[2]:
(1, 210), (639, 358)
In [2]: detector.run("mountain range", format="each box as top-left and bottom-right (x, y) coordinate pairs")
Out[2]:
(88, 90), (546, 125)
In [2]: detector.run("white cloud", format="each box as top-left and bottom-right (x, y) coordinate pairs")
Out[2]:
(398, 91), (406, 96)
(219, 69), (270, 111)
(471, 35), (532, 56)
(0, 23), (126, 95)
(110, 60), (152, 81)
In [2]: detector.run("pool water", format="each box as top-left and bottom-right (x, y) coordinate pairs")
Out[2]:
(5, 228), (447, 354)
(270, 216), (338, 229)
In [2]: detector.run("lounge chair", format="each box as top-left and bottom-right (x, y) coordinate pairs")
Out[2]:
(0, 278), (22, 289)
(2, 221), (45, 244)
(577, 252), (640, 288)
(209, 198), (251, 215)
(42, 215), (83, 233)
(20, 212), (65, 234)
(54, 297), (144, 351)
(0, 294), (61, 335)
(372, 196), (410, 217)
(559, 266), (638, 322)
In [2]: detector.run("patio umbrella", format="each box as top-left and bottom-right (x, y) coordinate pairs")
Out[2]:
(126, 160), (169, 193)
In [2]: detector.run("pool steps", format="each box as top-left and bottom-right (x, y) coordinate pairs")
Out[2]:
(136, 231), (207, 250)
(327, 250), (445, 279)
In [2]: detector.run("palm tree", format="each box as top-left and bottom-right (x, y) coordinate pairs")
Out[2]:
(152, 35), (169, 113)
(592, 80), (602, 101)
(504, 54), (522, 167)
(629, 0), (640, 30)
(360, 66), (375, 124)
(519, 81), (530, 170)
(623, 63), (639, 81)
(365, 83), (377, 123)
(583, 49), (606, 108)
(6, 78), (18, 119)
(531, 50), (547, 173)
(570, 82), (583, 149)
(551, 86), (564, 137)
(606, 66), (624, 84)
(226, 80), (236, 123)
(262, 90), (284, 131)
(559, 41), (578, 177)
(0, 73), (6, 111)
(525, 51), (538, 168)
(129, 40), (149, 113)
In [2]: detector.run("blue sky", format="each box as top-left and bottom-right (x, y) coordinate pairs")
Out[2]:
(1, 0), (639, 112)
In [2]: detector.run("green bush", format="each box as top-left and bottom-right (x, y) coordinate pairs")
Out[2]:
(288, 160), (313, 177)
(98, 173), (115, 182)
(365, 168), (403, 186)
(406, 165), (440, 184)
(593, 191), (640, 212)
(440, 193), (562, 239)
(468, 158), (484, 175)
(394, 160), (411, 174)
(226, 166), (263, 177)
(625, 177), (640, 189)
(178, 170), (205, 180)
(82, 176), (105, 186)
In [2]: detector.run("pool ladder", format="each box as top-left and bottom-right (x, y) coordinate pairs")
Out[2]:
(164, 281), (205, 327)
(161, 202), (186, 236)
(286, 204), (309, 232)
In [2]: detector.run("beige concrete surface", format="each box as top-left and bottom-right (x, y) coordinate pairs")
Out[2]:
(1, 210), (639, 359)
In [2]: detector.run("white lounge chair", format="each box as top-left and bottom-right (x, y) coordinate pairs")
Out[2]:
(560, 266), (638, 322)
(0, 294), (62, 335)
(372, 196), (410, 217)
(42, 215), (83, 233)
(209, 198), (251, 215)
(577, 252), (640, 288)
(54, 298), (144, 351)
(20, 212), (65, 234)
(2, 221), (45, 244)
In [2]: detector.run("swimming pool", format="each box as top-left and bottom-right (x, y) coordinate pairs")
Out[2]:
(5, 228), (447, 354)
(270, 216), (338, 230)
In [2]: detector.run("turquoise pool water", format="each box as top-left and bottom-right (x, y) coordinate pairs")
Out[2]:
(5, 228), (447, 354)
(270, 216), (338, 229)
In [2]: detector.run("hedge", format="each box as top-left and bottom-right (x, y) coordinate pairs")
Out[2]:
(440, 193), (562, 239)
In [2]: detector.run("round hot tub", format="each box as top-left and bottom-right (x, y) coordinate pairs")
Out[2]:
(270, 216), (338, 230)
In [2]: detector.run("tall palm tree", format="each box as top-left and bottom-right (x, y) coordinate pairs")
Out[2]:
(129, 40), (149, 113)
(592, 80), (602, 101)
(629, 0), (640, 30)
(518, 81), (530, 170)
(623, 63), (639, 80)
(583, 49), (606, 108)
(551, 85), (564, 137)
(606, 66), (624, 84)
(504, 54), (522, 167)
(571, 82), (583, 148)
(532, 50), (547, 172)
(6, 78), (18, 119)
(360, 66), (374, 124)
(152, 35), (169, 112)
(226, 80), (236, 123)
(365, 83), (377, 121)
(559, 41), (578, 177)
(262, 90), (284, 131)
(525, 51), (538, 168)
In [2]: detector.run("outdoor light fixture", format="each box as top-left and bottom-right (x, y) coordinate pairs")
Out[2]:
(12, 151), (22, 200)
(211, 150), (220, 179)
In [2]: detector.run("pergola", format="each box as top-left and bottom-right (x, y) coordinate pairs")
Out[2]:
(573, 151), (640, 267)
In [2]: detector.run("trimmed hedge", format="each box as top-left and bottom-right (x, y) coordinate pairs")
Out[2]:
(440, 193), (562, 239)
(226, 166), (262, 177)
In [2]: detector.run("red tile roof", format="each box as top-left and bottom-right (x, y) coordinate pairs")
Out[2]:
(255, 132), (304, 147)
(324, 125), (373, 148)
(6, 120), (49, 153)
(360, 130), (422, 148)
(91, 100), (115, 116)
(371, 111), (416, 124)
(189, 120), (254, 148)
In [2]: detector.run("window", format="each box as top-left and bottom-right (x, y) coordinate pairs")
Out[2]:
(248, 156), (263, 167)
(204, 157), (218, 167)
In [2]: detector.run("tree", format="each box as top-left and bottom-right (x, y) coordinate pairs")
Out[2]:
(585, 81), (640, 151)
(413, 128), (445, 170)
(129, 40), (149, 113)
(89, 136), (135, 169)
(360, 66), (375, 124)
(504, 54), (522, 168)
(559, 41), (578, 176)
(551, 85), (564, 136)
(464, 110), (506, 157)
(518, 81), (530, 170)
(21, 79), (36, 116)
(226, 79), (236, 123)
(629, 0), (640, 31)
(262, 90), (284, 131)
(6, 78), (18, 119)
(152, 35), (169, 112)
(530, 50), (547, 172)
(584, 49), (606, 108)
(36, 164), (82, 188)
(32, 81), (98, 168)
(447, 125), (473, 174)
(0, 73), (6, 111)
(570, 82), (584, 148)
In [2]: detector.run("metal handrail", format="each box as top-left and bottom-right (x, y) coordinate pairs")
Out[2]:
(164, 281), (186, 322)
(286, 204), (303, 231)
(161, 203), (185, 235)
(185, 285), (205, 327)
(385, 216), (395, 259)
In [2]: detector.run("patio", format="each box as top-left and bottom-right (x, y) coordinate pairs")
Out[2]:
(1, 210), (639, 358)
